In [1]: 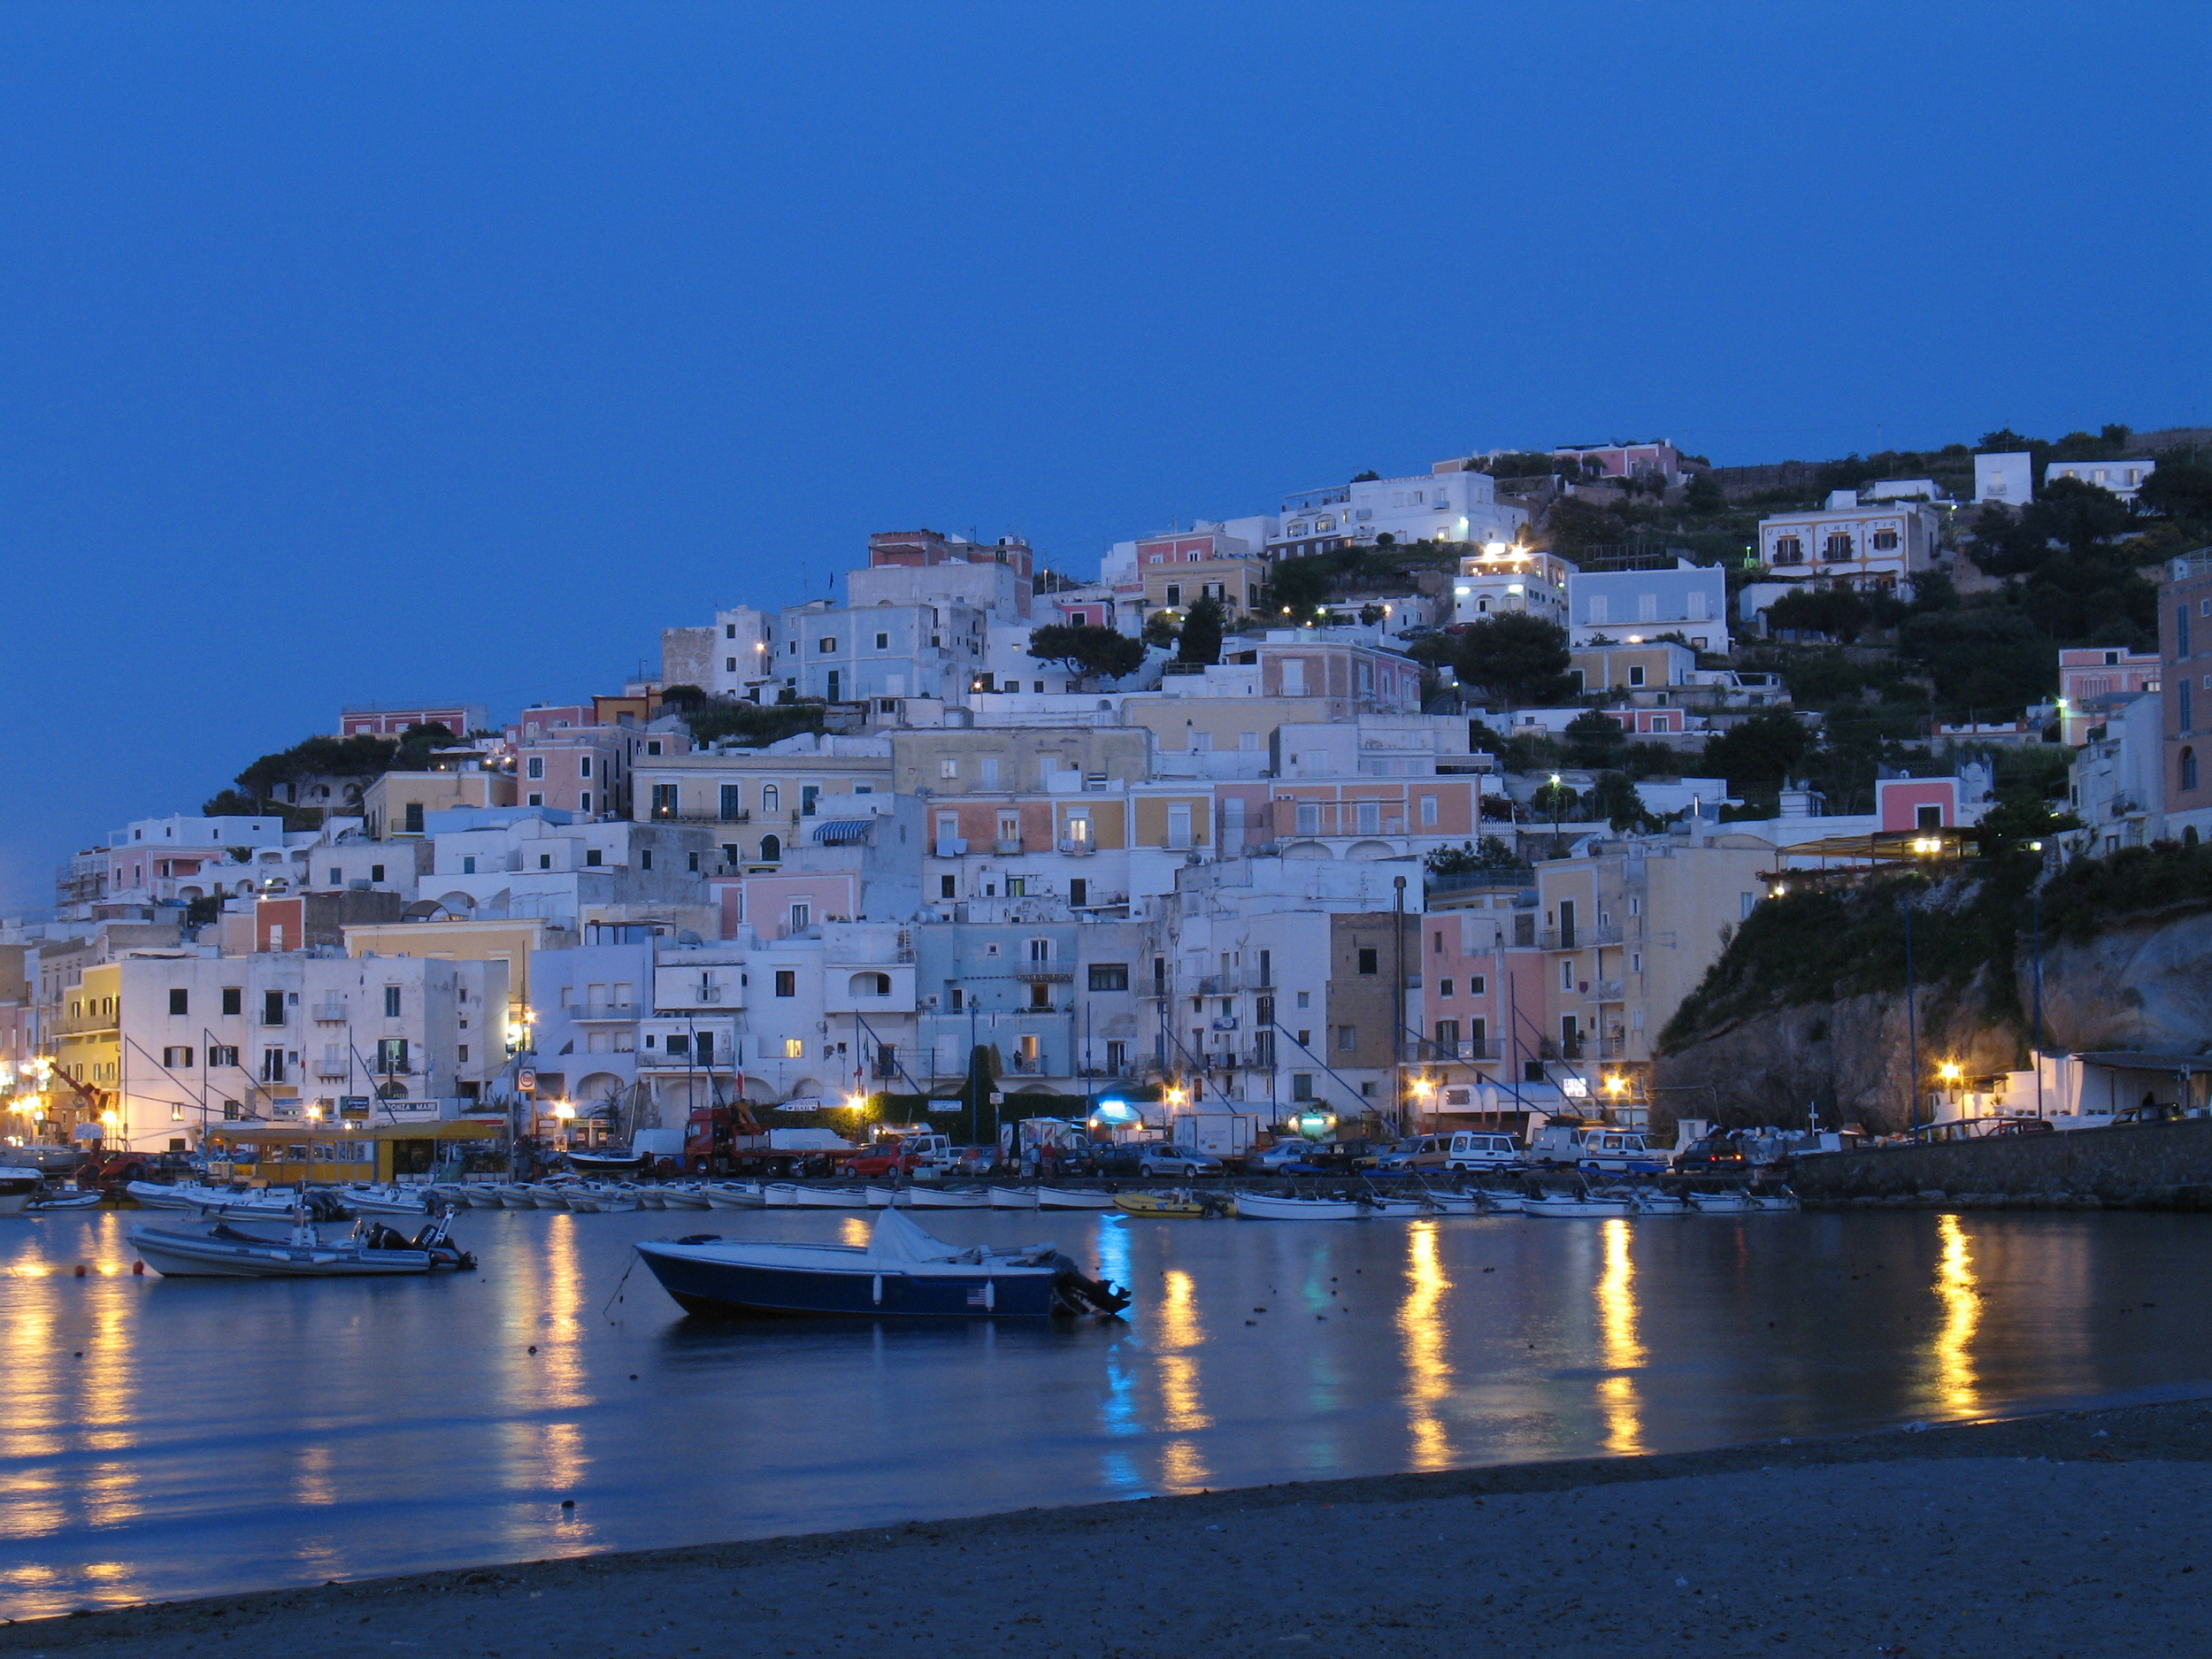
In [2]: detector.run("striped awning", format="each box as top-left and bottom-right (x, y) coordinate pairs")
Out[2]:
(811, 819), (874, 844)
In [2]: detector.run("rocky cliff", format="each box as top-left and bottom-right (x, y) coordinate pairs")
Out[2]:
(1653, 892), (2212, 1134)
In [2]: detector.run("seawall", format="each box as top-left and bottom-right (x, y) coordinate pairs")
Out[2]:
(1789, 1115), (2212, 1208)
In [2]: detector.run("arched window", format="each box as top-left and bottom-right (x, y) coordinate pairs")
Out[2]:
(2183, 748), (2198, 793)
(849, 972), (891, 997)
(762, 784), (780, 815)
(758, 833), (781, 863)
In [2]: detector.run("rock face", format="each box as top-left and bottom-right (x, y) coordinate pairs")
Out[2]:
(1654, 907), (2212, 1134)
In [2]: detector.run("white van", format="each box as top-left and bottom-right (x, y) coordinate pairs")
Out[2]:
(1445, 1132), (1522, 1170)
(1528, 1118), (1667, 1173)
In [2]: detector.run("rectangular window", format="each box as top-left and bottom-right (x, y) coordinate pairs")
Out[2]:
(1087, 964), (1129, 992)
(1469, 974), (1486, 995)
(774, 970), (796, 997)
(1560, 960), (1575, 992)
(1105, 1040), (1126, 1073)
(169, 988), (188, 1016)
(221, 987), (242, 1016)
(384, 985), (402, 1018)
(782, 1037), (804, 1058)
(586, 849), (603, 866)
(1295, 802), (1320, 835)
(369, 864), (384, 884)
(262, 990), (286, 1025)
(665, 1033), (690, 1058)
(1357, 947), (1378, 975)
(788, 903), (810, 933)
(526, 757), (545, 780)
(1070, 877), (1087, 907)
(403, 802), (424, 834)
(2180, 607), (2193, 658)
(979, 757), (1001, 788)
(210, 1045), (238, 1068)
(1356, 801), (1380, 834)
(376, 1037), (409, 1074)
(1335, 1025), (1356, 1051)
(940, 874), (956, 899)
(162, 1046), (194, 1068)
(1439, 978), (1454, 998)
(261, 1047), (287, 1082)
(2184, 679), (2196, 733)
(1434, 1020), (1460, 1048)
(1292, 1073), (1315, 1101)
(1420, 795), (1439, 826)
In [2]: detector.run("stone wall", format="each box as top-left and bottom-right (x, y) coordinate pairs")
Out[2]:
(1789, 1117), (2212, 1207)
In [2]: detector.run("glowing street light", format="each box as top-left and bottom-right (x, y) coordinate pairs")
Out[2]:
(1937, 1062), (1963, 1086)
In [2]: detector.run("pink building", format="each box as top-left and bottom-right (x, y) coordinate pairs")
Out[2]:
(1417, 910), (1548, 1127)
(1551, 441), (1684, 488)
(2058, 647), (2159, 745)
(341, 703), (488, 738)
(1602, 707), (1694, 738)
(1877, 777), (1961, 833)
(718, 870), (861, 941)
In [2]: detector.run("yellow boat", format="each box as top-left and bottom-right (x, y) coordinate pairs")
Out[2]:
(1113, 1191), (1211, 1218)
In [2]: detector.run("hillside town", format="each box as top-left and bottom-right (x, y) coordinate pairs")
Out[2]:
(6, 426), (2209, 1180)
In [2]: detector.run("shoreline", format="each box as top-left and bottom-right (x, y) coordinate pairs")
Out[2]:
(10, 1393), (2212, 1656)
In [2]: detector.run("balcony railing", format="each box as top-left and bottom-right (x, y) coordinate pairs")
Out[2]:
(649, 807), (751, 824)
(1056, 836), (1094, 856)
(1592, 979), (1624, 1001)
(933, 838), (969, 857)
(572, 1002), (641, 1021)
(994, 837), (1024, 855)
(1412, 1039), (1502, 1062)
(311, 1002), (348, 1023)
(1539, 925), (1624, 950)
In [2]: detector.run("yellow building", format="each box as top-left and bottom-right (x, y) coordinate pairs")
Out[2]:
(362, 769), (517, 840)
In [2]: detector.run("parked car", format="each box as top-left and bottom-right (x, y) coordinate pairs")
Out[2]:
(1371, 1134), (1453, 1172)
(1088, 1141), (1147, 1176)
(1138, 1142), (1222, 1177)
(1445, 1131), (1522, 1171)
(2110, 1102), (2186, 1127)
(1671, 1133), (1747, 1172)
(1248, 1141), (1319, 1173)
(846, 1133), (954, 1179)
(1294, 1139), (1385, 1174)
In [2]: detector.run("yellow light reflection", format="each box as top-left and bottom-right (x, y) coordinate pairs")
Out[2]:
(1154, 1268), (1210, 1489)
(839, 1216), (871, 1248)
(1932, 1212), (1979, 1413)
(1594, 1217), (1644, 1455)
(1397, 1223), (1453, 1471)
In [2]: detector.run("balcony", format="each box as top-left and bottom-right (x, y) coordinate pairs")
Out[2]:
(1538, 925), (1623, 949)
(1056, 836), (1095, 856)
(311, 1002), (348, 1023)
(994, 837), (1024, 856)
(1013, 969), (1073, 984)
(933, 838), (969, 857)
(1415, 1039), (1502, 1062)
(1592, 979), (1624, 1001)
(1196, 971), (1271, 995)
(572, 1002), (641, 1022)
(649, 807), (751, 824)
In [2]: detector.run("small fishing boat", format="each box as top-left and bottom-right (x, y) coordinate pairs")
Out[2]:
(1234, 1192), (1363, 1221)
(1747, 1187), (1801, 1212)
(703, 1182), (766, 1210)
(1469, 1188), (1525, 1214)
(1686, 1188), (1755, 1214)
(566, 1147), (647, 1174)
(1626, 1189), (1689, 1216)
(1113, 1191), (1216, 1218)
(1362, 1194), (1434, 1219)
(764, 1184), (871, 1209)
(988, 1187), (1040, 1210)
(131, 1205), (477, 1278)
(528, 1183), (583, 1210)
(902, 1185), (990, 1209)
(27, 1190), (104, 1212)
(864, 1185), (898, 1208)
(124, 1180), (208, 1210)
(659, 1187), (714, 1210)
(632, 1209), (1130, 1320)
(1411, 1187), (1482, 1215)
(491, 1184), (539, 1210)
(1521, 1188), (1636, 1217)
(1036, 1187), (1115, 1210)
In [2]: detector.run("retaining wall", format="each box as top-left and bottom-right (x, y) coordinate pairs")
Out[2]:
(1789, 1118), (2212, 1208)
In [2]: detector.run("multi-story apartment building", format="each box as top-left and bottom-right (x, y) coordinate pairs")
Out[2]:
(659, 606), (780, 699)
(1756, 492), (1940, 595)
(634, 733), (895, 870)
(2158, 549), (2212, 841)
(778, 597), (993, 707)
(341, 703), (489, 739)
(362, 768), (517, 841)
(1452, 545), (1571, 627)
(2045, 457), (2156, 502)
(1569, 560), (1732, 653)
(1548, 440), (1686, 488)
(1271, 466), (1525, 559)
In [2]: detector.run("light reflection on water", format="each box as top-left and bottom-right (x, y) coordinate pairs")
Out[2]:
(2, 1204), (2209, 1617)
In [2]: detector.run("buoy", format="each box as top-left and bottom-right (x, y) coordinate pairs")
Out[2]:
(527, 1344), (537, 1354)
(73, 1263), (87, 1278)
(560, 1498), (575, 1509)
(133, 1261), (145, 1276)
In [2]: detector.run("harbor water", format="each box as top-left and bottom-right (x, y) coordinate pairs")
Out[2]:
(3, 1203), (2208, 1617)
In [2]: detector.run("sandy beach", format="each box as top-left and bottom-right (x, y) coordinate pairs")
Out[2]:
(4, 1396), (2208, 1658)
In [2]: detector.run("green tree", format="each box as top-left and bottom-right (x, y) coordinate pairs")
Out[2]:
(685, 700), (828, 748)
(2021, 475), (2134, 554)
(1141, 611), (1180, 649)
(1026, 623), (1145, 681)
(659, 683), (709, 711)
(392, 722), (458, 771)
(1450, 612), (1576, 708)
(1263, 553), (1334, 618)
(1532, 778), (1580, 823)
(1176, 596), (1225, 665)
(1701, 710), (1811, 790)
(1425, 834), (1526, 875)
(1679, 472), (1727, 515)
(2137, 461), (2212, 526)
(1562, 709), (1627, 770)
(1766, 585), (1873, 642)
(1587, 772), (1656, 833)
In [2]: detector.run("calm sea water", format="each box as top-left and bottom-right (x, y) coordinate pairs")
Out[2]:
(1, 1203), (2207, 1617)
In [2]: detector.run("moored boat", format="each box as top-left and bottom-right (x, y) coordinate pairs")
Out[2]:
(1522, 1188), (1637, 1217)
(131, 1205), (476, 1278)
(631, 1209), (1130, 1320)
(27, 1190), (104, 1212)
(1234, 1191), (1363, 1221)
(987, 1186), (1040, 1209)
(1113, 1190), (1216, 1218)
(1686, 1188), (1755, 1214)
(659, 1187), (714, 1210)
(1361, 1194), (1434, 1219)
(1036, 1187), (1114, 1210)
(902, 1185), (990, 1209)
(0, 1166), (44, 1216)
(1747, 1187), (1801, 1212)
(703, 1182), (765, 1210)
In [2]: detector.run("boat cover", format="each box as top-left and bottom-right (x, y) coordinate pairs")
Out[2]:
(867, 1207), (963, 1262)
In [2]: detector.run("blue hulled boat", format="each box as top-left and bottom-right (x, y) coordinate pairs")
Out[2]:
(632, 1209), (1129, 1320)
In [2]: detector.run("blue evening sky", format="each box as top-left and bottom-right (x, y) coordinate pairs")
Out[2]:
(3, 3), (2206, 910)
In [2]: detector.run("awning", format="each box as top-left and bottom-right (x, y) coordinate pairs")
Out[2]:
(2074, 1051), (2212, 1073)
(811, 819), (874, 845)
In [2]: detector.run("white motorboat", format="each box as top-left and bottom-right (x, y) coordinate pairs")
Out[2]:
(703, 1182), (765, 1210)
(1469, 1188), (1525, 1214)
(1414, 1189), (1483, 1215)
(125, 1180), (209, 1210)
(1747, 1188), (1801, 1211)
(27, 1191), (104, 1212)
(988, 1187), (1040, 1209)
(346, 1186), (431, 1217)
(1234, 1192), (1363, 1221)
(1036, 1187), (1115, 1210)
(0, 1166), (45, 1216)
(626, 1186), (666, 1210)
(1627, 1189), (1689, 1215)
(1686, 1189), (1755, 1214)
(528, 1183), (583, 1210)
(131, 1209), (476, 1278)
(902, 1185), (990, 1209)
(1521, 1189), (1636, 1217)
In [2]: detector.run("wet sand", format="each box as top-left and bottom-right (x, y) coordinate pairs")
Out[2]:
(5, 1397), (2209, 1658)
